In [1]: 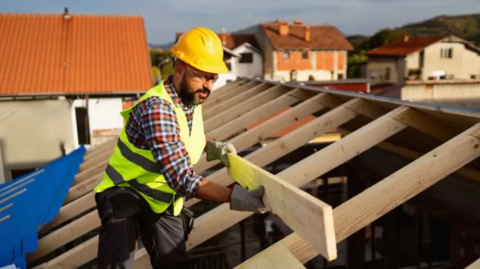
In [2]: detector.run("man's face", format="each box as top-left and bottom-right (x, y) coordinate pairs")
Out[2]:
(178, 63), (219, 106)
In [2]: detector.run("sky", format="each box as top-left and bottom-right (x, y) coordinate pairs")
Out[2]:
(2, 0), (480, 45)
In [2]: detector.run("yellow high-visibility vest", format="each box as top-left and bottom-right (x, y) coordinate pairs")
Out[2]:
(94, 80), (206, 216)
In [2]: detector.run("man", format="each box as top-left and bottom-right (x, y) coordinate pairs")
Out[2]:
(93, 27), (267, 269)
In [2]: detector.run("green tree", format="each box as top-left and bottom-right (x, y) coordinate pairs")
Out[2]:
(152, 66), (160, 85)
(149, 48), (174, 79)
(367, 28), (408, 50)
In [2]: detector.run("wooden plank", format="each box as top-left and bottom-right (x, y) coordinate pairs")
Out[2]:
(203, 82), (269, 118)
(227, 154), (337, 261)
(207, 88), (314, 141)
(208, 79), (244, 99)
(203, 80), (257, 110)
(234, 244), (306, 269)
(204, 85), (290, 131)
(241, 122), (480, 266)
(38, 192), (95, 234)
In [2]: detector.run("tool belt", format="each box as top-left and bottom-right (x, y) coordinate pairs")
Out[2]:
(180, 207), (195, 241)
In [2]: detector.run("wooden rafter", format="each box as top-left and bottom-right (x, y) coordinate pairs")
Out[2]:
(27, 77), (480, 269)
(237, 122), (480, 267)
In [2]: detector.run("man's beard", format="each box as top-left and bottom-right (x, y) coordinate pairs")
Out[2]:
(178, 78), (210, 107)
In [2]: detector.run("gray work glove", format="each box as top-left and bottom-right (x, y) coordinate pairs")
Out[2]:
(229, 184), (267, 213)
(206, 140), (237, 167)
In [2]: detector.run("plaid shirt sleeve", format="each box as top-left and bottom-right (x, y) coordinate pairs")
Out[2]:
(137, 97), (206, 199)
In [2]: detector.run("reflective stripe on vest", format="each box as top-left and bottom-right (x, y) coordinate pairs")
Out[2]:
(105, 139), (180, 203)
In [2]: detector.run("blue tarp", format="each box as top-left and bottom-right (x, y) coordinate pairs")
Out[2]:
(0, 145), (86, 269)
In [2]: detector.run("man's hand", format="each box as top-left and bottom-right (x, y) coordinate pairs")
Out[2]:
(229, 184), (267, 213)
(206, 140), (237, 167)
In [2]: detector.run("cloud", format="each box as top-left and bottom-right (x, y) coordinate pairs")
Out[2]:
(2, 0), (479, 43)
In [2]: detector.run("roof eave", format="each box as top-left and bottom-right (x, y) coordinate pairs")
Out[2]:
(0, 91), (149, 98)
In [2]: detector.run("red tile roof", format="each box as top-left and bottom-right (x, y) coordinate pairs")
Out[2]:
(259, 21), (354, 51)
(0, 13), (153, 96)
(366, 36), (447, 56)
(175, 32), (260, 51)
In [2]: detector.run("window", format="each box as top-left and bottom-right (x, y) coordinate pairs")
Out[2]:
(302, 51), (309, 59)
(290, 70), (298, 81)
(75, 107), (90, 145)
(337, 73), (344, 80)
(239, 53), (253, 63)
(440, 48), (453, 58)
(385, 67), (391, 80)
(283, 52), (290, 60)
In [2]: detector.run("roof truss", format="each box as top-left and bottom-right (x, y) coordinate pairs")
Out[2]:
(27, 77), (480, 268)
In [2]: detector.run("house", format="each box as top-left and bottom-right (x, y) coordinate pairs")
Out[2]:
(215, 47), (242, 90)
(366, 35), (480, 85)
(0, 10), (152, 182)
(254, 19), (354, 81)
(175, 32), (264, 89)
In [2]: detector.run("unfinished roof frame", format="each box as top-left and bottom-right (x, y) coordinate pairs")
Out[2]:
(27, 77), (480, 268)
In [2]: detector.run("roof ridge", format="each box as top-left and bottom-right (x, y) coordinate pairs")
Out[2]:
(0, 12), (143, 18)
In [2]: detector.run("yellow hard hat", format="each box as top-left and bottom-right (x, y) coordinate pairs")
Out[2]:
(172, 27), (229, 74)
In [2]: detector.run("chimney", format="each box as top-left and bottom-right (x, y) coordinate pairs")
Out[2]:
(63, 7), (70, 20)
(293, 19), (303, 25)
(279, 21), (289, 36)
(305, 26), (311, 42)
(404, 35), (409, 42)
(220, 27), (227, 46)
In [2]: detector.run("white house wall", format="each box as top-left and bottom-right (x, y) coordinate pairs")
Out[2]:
(71, 98), (124, 148)
(0, 99), (74, 181)
(214, 74), (238, 90)
(233, 45), (263, 77)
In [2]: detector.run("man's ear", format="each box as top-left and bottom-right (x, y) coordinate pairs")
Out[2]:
(173, 61), (184, 76)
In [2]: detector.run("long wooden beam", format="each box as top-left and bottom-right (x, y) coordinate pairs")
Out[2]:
(227, 154), (337, 261)
(238, 122), (480, 267)
(338, 128), (480, 183)
(234, 244), (306, 269)
(209, 79), (244, 98)
(203, 83), (272, 119)
(203, 80), (256, 110)
(202, 80), (261, 113)
(206, 88), (314, 141)
(204, 84), (292, 131)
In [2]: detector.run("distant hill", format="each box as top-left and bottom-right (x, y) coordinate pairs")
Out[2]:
(149, 42), (174, 50)
(399, 13), (480, 45)
(348, 13), (480, 49)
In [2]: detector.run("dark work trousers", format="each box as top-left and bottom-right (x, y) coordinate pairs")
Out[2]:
(95, 186), (190, 269)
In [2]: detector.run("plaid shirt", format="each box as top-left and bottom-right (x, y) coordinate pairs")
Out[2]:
(125, 76), (206, 199)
